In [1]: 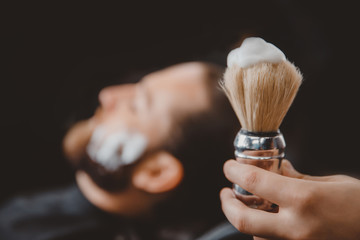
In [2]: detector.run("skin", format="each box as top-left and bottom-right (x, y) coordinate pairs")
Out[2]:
(220, 159), (360, 240)
(63, 62), (211, 216)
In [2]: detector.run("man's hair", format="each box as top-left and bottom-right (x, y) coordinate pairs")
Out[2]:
(157, 63), (239, 225)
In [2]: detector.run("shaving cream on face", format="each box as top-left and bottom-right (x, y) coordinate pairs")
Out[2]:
(86, 126), (148, 171)
(227, 37), (286, 68)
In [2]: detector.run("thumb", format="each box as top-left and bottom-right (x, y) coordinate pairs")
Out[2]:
(281, 160), (305, 179)
(281, 160), (348, 182)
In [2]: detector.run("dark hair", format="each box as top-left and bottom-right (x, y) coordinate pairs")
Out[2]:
(156, 63), (239, 225)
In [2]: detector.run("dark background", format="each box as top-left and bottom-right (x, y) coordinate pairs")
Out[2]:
(3, 1), (360, 204)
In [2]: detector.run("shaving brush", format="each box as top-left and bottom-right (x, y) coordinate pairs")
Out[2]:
(221, 37), (303, 211)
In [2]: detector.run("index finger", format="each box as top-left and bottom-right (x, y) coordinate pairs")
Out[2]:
(220, 187), (282, 238)
(224, 160), (304, 206)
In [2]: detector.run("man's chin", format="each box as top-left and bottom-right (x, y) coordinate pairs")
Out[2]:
(80, 153), (134, 192)
(75, 170), (125, 213)
(75, 170), (153, 216)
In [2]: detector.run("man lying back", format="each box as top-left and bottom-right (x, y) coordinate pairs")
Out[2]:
(0, 62), (238, 240)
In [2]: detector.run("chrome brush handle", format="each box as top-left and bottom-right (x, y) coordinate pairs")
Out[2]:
(233, 129), (285, 211)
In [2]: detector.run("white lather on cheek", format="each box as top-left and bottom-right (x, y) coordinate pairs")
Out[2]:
(86, 126), (148, 171)
(86, 126), (106, 162)
(95, 132), (127, 169)
(227, 37), (286, 68)
(121, 133), (147, 165)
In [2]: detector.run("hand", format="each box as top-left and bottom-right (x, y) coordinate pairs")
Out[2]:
(220, 159), (360, 240)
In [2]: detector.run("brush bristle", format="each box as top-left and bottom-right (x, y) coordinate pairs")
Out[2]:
(221, 61), (303, 132)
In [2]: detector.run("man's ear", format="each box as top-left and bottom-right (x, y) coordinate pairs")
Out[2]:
(132, 151), (184, 194)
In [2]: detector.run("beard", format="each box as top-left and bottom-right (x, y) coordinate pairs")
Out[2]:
(80, 153), (136, 192)
(62, 115), (143, 192)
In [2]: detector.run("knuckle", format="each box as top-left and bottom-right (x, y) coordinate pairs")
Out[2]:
(242, 171), (259, 190)
(234, 215), (249, 232)
(292, 187), (317, 210)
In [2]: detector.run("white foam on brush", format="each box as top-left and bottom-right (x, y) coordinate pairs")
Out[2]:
(227, 37), (286, 68)
(86, 126), (148, 171)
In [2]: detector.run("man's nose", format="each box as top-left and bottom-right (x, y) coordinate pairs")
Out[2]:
(98, 84), (135, 111)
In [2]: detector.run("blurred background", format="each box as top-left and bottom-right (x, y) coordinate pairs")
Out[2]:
(3, 1), (360, 204)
